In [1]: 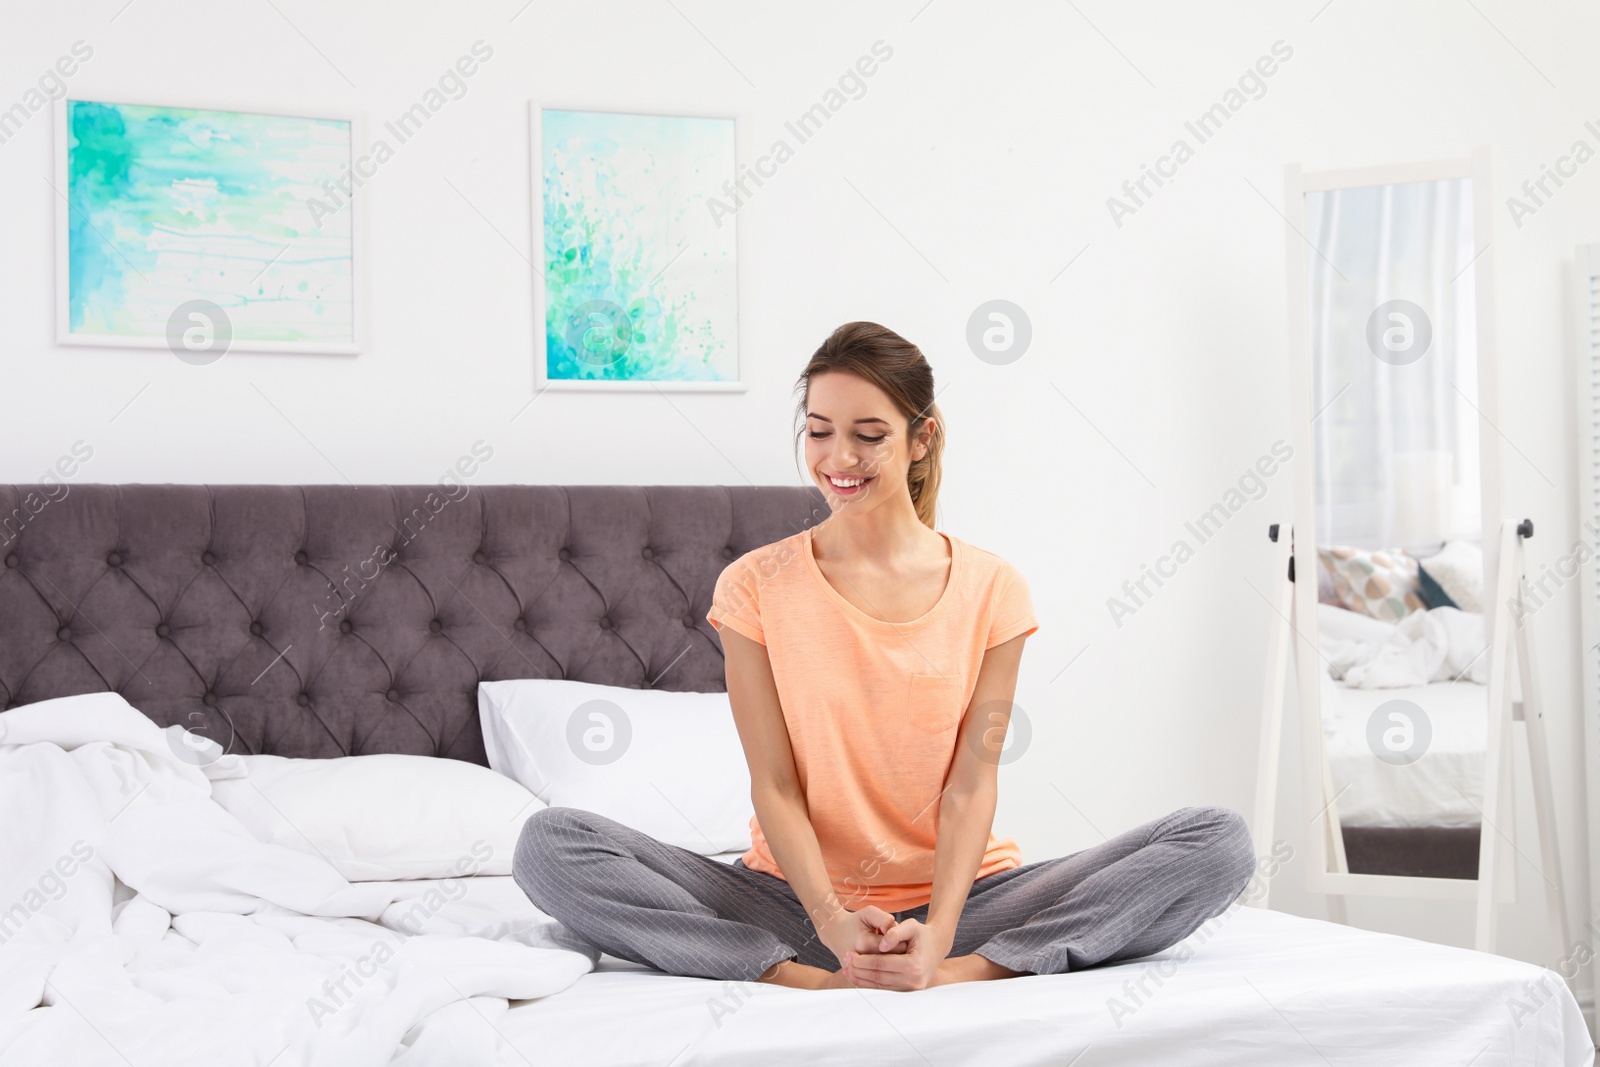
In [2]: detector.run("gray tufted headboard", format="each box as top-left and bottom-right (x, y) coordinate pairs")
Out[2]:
(0, 484), (826, 763)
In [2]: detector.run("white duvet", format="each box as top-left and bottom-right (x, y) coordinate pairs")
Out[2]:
(1319, 603), (1489, 688)
(0, 693), (595, 1067)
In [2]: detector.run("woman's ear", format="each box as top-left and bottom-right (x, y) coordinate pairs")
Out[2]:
(911, 416), (935, 461)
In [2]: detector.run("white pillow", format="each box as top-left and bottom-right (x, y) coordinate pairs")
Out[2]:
(477, 679), (753, 855)
(209, 753), (542, 881)
(1419, 539), (1484, 613)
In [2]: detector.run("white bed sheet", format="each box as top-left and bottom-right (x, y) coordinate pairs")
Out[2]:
(5, 692), (1583, 1065)
(389, 877), (1589, 1067)
(1320, 669), (1487, 827)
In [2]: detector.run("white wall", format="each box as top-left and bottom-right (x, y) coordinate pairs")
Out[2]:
(5, 0), (1596, 1004)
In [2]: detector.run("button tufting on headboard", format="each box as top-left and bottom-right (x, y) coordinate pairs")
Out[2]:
(0, 484), (827, 763)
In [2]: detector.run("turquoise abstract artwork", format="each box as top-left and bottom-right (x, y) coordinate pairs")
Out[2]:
(61, 100), (355, 350)
(540, 109), (738, 385)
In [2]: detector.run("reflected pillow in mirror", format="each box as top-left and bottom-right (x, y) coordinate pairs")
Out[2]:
(1418, 539), (1483, 613)
(1316, 556), (1342, 605)
(1317, 545), (1427, 622)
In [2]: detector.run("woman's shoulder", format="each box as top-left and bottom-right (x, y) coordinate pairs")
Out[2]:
(719, 529), (811, 586)
(949, 533), (1027, 586)
(950, 535), (1039, 643)
(708, 530), (813, 638)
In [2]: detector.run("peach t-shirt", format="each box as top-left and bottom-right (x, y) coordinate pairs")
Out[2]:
(705, 526), (1039, 912)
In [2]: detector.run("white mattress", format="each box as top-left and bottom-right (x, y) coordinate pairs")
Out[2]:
(389, 877), (1590, 1066)
(1320, 669), (1487, 827)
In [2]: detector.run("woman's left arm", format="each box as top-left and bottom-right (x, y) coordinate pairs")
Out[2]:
(844, 631), (1028, 990)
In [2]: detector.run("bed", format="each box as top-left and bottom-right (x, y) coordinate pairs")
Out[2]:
(1317, 600), (1490, 878)
(0, 484), (1588, 1065)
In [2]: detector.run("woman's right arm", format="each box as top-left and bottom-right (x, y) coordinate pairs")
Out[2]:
(721, 627), (895, 966)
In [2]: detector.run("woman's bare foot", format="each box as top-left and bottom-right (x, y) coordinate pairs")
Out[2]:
(756, 960), (839, 989)
(930, 953), (1023, 985)
(754, 960), (864, 989)
(757, 954), (1023, 990)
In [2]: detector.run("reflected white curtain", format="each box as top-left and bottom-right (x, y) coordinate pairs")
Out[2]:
(1306, 178), (1480, 550)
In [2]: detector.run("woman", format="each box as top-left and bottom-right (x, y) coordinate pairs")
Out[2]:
(514, 321), (1256, 991)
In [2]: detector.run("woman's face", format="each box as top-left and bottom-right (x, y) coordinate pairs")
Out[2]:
(804, 370), (931, 515)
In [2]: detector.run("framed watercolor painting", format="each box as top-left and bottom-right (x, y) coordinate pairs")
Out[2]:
(532, 105), (742, 391)
(54, 98), (363, 355)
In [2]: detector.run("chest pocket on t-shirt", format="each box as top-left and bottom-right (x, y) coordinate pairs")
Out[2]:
(906, 673), (963, 734)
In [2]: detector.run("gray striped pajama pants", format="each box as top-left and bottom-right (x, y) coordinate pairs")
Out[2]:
(512, 804), (1256, 983)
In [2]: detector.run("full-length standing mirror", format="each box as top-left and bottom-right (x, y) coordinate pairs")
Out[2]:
(1283, 151), (1509, 912)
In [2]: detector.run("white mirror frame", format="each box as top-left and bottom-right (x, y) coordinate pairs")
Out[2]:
(1281, 148), (1506, 903)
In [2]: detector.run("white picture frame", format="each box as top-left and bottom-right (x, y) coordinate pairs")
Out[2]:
(530, 102), (745, 393)
(53, 95), (366, 356)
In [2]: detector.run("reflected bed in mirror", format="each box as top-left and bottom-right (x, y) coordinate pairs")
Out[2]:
(1303, 171), (1491, 881)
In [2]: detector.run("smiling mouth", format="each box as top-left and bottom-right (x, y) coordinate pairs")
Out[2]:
(825, 473), (875, 496)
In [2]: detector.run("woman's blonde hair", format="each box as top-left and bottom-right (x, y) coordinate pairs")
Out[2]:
(793, 321), (944, 529)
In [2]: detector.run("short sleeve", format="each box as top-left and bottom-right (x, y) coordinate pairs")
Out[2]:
(707, 558), (767, 646)
(986, 562), (1039, 650)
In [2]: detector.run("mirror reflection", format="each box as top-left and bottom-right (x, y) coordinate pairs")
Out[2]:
(1305, 176), (1487, 880)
